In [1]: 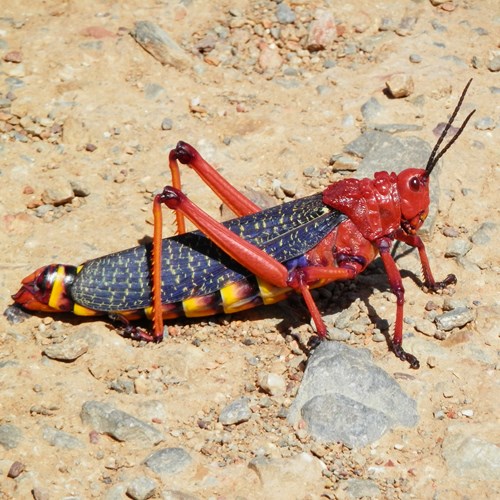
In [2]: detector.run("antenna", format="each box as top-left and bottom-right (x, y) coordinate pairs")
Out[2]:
(424, 79), (476, 177)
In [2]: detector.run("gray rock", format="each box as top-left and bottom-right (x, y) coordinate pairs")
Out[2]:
(257, 372), (286, 396)
(379, 17), (396, 31)
(276, 3), (296, 24)
(0, 424), (23, 450)
(414, 318), (437, 337)
(109, 377), (135, 394)
(144, 83), (167, 100)
(127, 476), (157, 500)
(370, 123), (422, 134)
(0, 97), (11, 109)
(144, 448), (192, 475)
(360, 97), (382, 121)
(219, 397), (252, 425)
(288, 342), (418, 447)
(42, 426), (85, 449)
(326, 327), (351, 342)
(43, 337), (88, 361)
(104, 484), (128, 500)
(301, 393), (392, 447)
(351, 133), (432, 178)
(442, 427), (500, 480)
(470, 221), (497, 245)
(434, 307), (475, 331)
(329, 154), (359, 171)
(41, 178), (75, 206)
(81, 401), (164, 446)
(487, 54), (500, 72)
(396, 16), (417, 36)
(345, 478), (381, 498)
(161, 118), (173, 131)
(385, 74), (414, 98)
(444, 238), (472, 258)
(69, 179), (91, 197)
(474, 116), (496, 130)
(0, 359), (19, 368)
(333, 301), (361, 329)
(131, 21), (191, 70)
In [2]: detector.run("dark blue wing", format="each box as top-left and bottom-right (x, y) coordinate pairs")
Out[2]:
(71, 194), (346, 311)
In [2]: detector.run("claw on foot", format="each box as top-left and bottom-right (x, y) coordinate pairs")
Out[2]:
(393, 343), (420, 369)
(122, 326), (164, 343)
(308, 335), (323, 350)
(110, 314), (164, 343)
(427, 274), (457, 292)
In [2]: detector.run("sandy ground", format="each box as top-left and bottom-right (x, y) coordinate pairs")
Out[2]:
(0, 0), (499, 498)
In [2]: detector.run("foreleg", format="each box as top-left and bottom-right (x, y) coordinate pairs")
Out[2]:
(376, 237), (420, 369)
(394, 229), (456, 290)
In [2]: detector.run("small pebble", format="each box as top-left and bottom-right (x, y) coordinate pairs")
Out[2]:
(32, 488), (50, 500)
(219, 397), (252, 425)
(442, 226), (459, 238)
(327, 327), (351, 342)
(414, 318), (437, 337)
(444, 238), (472, 258)
(144, 447), (192, 475)
(126, 476), (157, 500)
(7, 461), (25, 478)
(409, 53), (422, 63)
(434, 307), (475, 331)
(329, 154), (359, 171)
(487, 53), (500, 72)
(385, 74), (414, 98)
(281, 181), (297, 197)
(474, 116), (495, 130)
(276, 3), (296, 24)
(470, 222), (497, 245)
(257, 372), (286, 396)
(3, 51), (22, 63)
(379, 17), (396, 31)
(360, 97), (382, 120)
(131, 21), (191, 70)
(70, 179), (91, 197)
(442, 298), (467, 311)
(0, 424), (23, 450)
(161, 118), (173, 130)
(43, 338), (88, 361)
(434, 410), (445, 420)
(306, 11), (337, 51)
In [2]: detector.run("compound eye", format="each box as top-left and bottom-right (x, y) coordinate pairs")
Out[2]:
(409, 176), (420, 191)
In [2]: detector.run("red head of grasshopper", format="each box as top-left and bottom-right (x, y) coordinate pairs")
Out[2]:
(397, 80), (476, 237)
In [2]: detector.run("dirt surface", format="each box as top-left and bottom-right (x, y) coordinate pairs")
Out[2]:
(0, 1), (499, 498)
